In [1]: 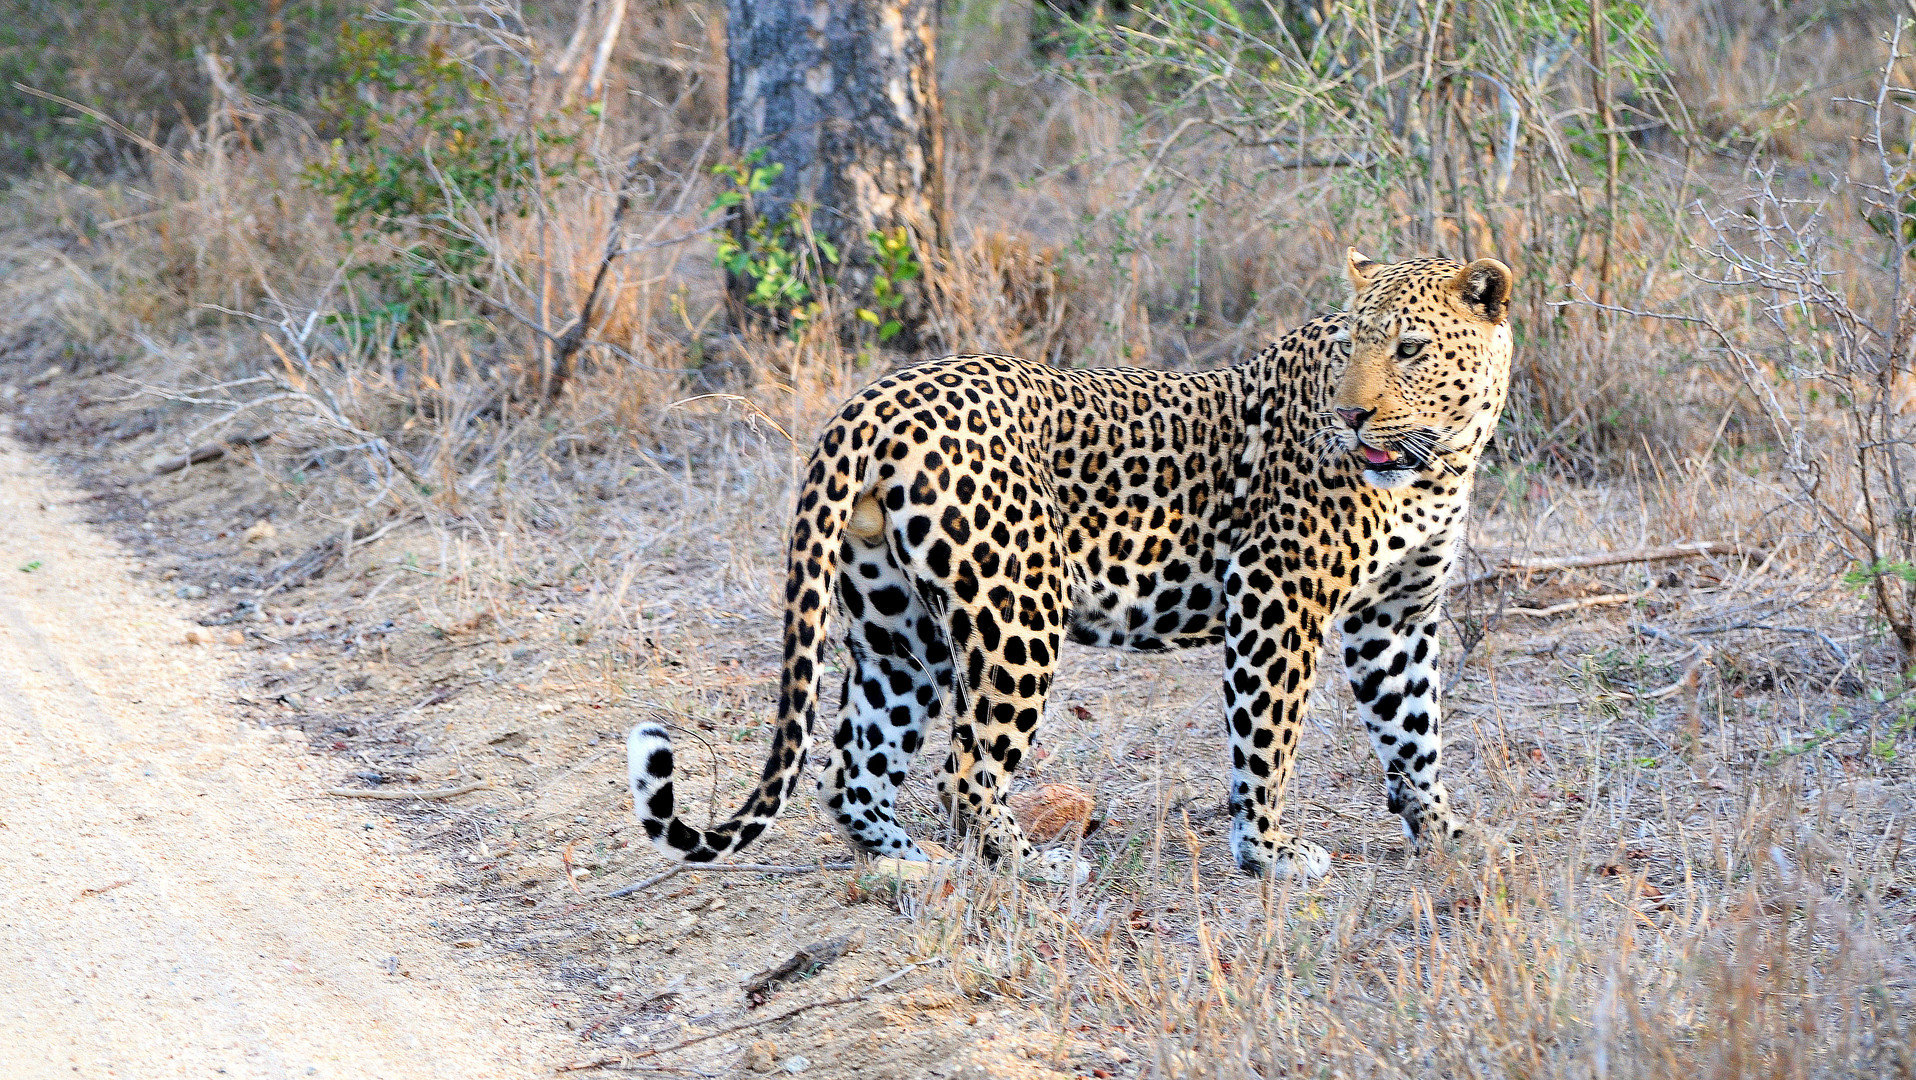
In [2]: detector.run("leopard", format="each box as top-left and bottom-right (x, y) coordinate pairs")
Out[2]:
(628, 248), (1515, 878)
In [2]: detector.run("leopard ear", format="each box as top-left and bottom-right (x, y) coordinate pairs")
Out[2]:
(1450, 258), (1513, 323)
(1346, 248), (1377, 294)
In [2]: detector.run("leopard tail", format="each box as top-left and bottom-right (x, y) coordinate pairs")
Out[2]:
(626, 425), (868, 863)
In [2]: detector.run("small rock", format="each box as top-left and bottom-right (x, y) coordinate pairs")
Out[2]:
(240, 520), (278, 546)
(27, 365), (60, 388)
(781, 1056), (810, 1075)
(175, 584), (207, 600)
(1008, 783), (1096, 842)
(223, 630), (246, 646)
(183, 628), (210, 645)
(744, 1041), (778, 1073)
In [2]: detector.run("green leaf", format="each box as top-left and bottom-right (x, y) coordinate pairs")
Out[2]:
(747, 162), (785, 192)
(1845, 560), (1916, 587)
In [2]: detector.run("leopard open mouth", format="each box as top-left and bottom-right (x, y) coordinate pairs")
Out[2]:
(1355, 441), (1426, 473)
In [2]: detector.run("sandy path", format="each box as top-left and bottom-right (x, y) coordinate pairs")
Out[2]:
(0, 437), (563, 1079)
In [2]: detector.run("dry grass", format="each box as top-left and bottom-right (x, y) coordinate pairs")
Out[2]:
(1, 1), (1914, 1076)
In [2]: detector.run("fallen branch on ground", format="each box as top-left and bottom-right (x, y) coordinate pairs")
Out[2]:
(1537, 653), (1708, 706)
(1456, 542), (1763, 588)
(323, 780), (489, 801)
(745, 930), (864, 1006)
(1614, 662), (1704, 702)
(265, 516), (409, 596)
(604, 861), (858, 898)
(557, 961), (925, 1072)
(1688, 622), (1852, 666)
(1507, 592), (1644, 617)
(557, 995), (865, 1073)
(147, 431), (272, 475)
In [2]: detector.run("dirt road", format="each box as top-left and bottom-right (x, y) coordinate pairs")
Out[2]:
(0, 437), (562, 1078)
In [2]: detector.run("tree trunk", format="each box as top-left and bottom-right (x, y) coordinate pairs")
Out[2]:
(725, 0), (946, 349)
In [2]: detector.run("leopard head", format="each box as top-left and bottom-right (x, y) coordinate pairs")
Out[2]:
(1329, 249), (1515, 491)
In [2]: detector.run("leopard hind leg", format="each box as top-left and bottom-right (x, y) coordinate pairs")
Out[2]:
(819, 527), (951, 860)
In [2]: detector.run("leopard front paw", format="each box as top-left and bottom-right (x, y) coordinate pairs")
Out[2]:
(1401, 806), (1469, 854)
(1231, 829), (1331, 880)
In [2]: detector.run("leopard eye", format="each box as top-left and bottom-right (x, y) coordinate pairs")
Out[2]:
(1395, 340), (1425, 361)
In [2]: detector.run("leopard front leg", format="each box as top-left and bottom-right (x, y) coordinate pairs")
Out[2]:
(1221, 565), (1332, 880)
(1340, 543), (1467, 852)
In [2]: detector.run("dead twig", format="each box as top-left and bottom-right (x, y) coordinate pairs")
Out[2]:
(323, 780), (490, 801)
(557, 994), (867, 1073)
(1508, 592), (1644, 617)
(74, 879), (135, 899)
(147, 432), (272, 475)
(1561, 652), (1707, 705)
(604, 861), (857, 899)
(264, 516), (403, 596)
(866, 958), (942, 993)
(1686, 622), (1851, 666)
(562, 839), (586, 897)
(1613, 667), (1702, 702)
(558, 959), (922, 1073)
(744, 930), (864, 1006)
(1454, 542), (1763, 588)
(583, 0), (628, 104)
(547, 148), (644, 399)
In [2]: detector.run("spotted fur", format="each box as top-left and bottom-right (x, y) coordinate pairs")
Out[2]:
(628, 250), (1515, 877)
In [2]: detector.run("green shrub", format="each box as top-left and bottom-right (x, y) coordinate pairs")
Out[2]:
(302, 16), (580, 342)
(708, 151), (837, 335)
(708, 152), (926, 344)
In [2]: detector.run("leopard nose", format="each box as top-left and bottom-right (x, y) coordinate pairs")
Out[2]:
(1335, 407), (1374, 430)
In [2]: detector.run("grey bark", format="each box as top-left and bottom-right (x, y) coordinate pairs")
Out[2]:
(726, 0), (946, 347)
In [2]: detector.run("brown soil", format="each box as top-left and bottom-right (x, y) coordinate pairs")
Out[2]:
(0, 434), (564, 1078)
